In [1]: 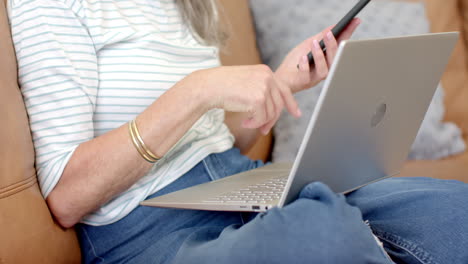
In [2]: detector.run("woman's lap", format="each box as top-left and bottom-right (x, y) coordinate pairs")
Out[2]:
(77, 149), (468, 264)
(347, 177), (468, 264)
(171, 181), (391, 264)
(77, 149), (263, 263)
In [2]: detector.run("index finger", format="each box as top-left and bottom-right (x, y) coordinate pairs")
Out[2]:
(275, 79), (301, 118)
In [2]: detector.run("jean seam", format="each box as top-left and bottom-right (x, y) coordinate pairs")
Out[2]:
(202, 158), (218, 182)
(211, 152), (228, 179)
(81, 227), (105, 263)
(372, 229), (438, 264)
(202, 153), (228, 181)
(240, 213), (245, 225)
(364, 221), (394, 263)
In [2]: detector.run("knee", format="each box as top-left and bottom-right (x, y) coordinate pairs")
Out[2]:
(393, 177), (468, 214)
(348, 177), (468, 263)
(241, 183), (388, 262)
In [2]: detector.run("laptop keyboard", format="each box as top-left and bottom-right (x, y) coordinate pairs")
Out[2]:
(204, 176), (288, 204)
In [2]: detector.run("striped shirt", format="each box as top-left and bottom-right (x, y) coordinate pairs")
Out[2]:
(7, 0), (234, 225)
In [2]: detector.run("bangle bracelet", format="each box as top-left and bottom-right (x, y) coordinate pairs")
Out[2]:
(128, 120), (159, 163)
(130, 119), (161, 161)
(128, 121), (157, 163)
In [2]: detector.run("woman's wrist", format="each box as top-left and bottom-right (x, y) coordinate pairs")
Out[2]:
(274, 67), (303, 94)
(184, 68), (219, 112)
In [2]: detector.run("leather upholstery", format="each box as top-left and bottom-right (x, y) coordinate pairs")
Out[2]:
(426, 0), (468, 134)
(0, 0), (81, 263)
(399, 0), (468, 182)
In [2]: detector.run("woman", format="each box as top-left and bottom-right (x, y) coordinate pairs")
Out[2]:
(8, 0), (467, 263)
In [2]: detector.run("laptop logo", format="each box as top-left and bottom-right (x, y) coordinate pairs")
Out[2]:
(371, 103), (387, 127)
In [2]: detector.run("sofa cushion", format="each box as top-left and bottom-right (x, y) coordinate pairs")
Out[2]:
(0, 0), (81, 262)
(398, 0), (468, 182)
(429, 0), (468, 137)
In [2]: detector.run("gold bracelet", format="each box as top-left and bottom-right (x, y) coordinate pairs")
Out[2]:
(130, 119), (161, 161)
(128, 121), (158, 163)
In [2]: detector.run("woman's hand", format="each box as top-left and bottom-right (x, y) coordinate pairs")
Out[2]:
(196, 65), (302, 135)
(276, 18), (361, 94)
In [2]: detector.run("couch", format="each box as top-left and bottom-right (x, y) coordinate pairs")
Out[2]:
(0, 0), (467, 263)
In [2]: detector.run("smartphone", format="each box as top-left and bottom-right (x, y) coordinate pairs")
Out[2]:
(300, 0), (371, 68)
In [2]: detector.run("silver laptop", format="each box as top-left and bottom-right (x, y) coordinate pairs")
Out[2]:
(141, 33), (458, 212)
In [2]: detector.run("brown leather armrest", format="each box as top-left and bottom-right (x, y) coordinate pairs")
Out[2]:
(400, 133), (468, 183)
(397, 0), (468, 183)
(400, 151), (468, 183)
(0, 0), (81, 262)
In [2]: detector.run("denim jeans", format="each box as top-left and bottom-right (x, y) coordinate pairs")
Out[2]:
(77, 148), (468, 264)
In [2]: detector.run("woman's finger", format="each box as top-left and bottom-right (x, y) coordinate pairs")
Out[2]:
(259, 117), (277, 135)
(242, 85), (276, 129)
(323, 31), (338, 66)
(310, 39), (329, 80)
(320, 25), (335, 37)
(242, 102), (266, 129)
(271, 82), (284, 115)
(298, 54), (310, 72)
(275, 78), (301, 118)
(260, 86), (288, 134)
(259, 86), (283, 135)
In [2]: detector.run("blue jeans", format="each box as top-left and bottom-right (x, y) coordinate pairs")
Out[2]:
(77, 148), (468, 264)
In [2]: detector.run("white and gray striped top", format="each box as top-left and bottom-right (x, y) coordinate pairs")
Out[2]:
(7, 0), (234, 225)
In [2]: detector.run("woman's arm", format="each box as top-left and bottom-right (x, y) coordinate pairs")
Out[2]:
(47, 75), (210, 228)
(48, 65), (300, 228)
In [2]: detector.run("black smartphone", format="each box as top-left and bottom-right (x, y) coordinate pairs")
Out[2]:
(300, 0), (371, 68)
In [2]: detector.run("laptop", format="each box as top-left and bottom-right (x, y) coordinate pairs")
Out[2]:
(141, 32), (458, 212)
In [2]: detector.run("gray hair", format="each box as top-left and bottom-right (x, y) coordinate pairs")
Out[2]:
(175, 0), (227, 47)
